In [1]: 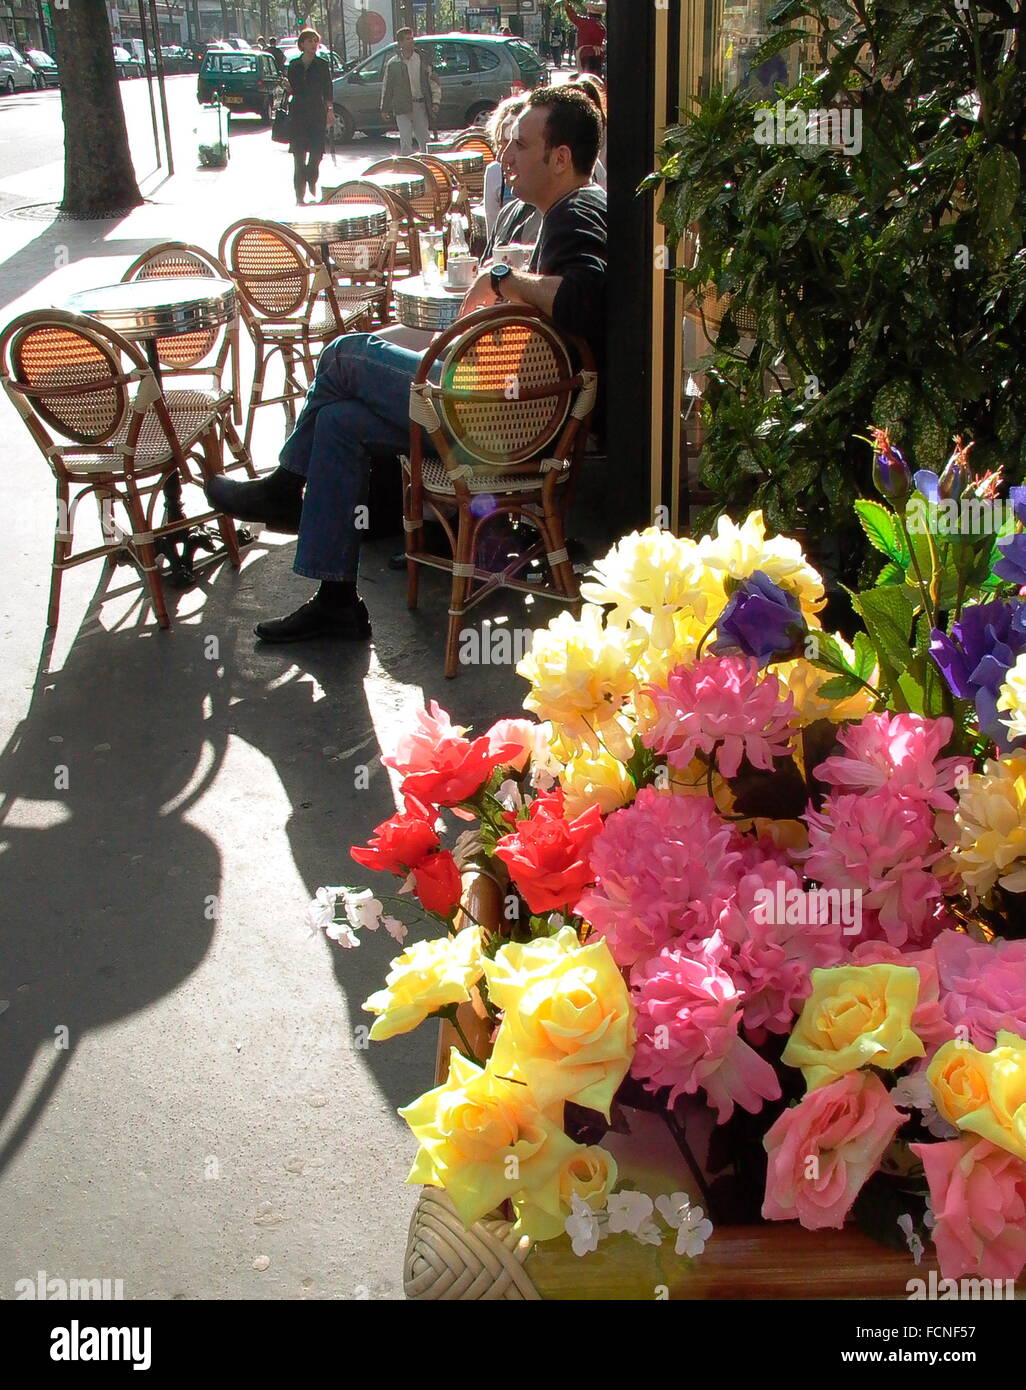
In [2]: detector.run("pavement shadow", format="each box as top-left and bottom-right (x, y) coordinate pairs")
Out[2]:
(0, 213), (163, 314)
(0, 575), (233, 1179)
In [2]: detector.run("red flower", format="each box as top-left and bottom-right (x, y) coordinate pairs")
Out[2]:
(494, 800), (604, 914)
(402, 734), (521, 809)
(413, 851), (463, 917)
(351, 803), (439, 874)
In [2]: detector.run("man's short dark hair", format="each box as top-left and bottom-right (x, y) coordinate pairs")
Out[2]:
(396, 26), (413, 40)
(526, 85), (602, 176)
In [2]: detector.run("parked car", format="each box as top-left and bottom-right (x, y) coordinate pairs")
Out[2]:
(280, 42), (345, 76)
(160, 45), (196, 74)
(0, 42), (37, 93)
(112, 46), (144, 79)
(196, 49), (283, 122)
(25, 49), (59, 87)
(329, 32), (547, 143)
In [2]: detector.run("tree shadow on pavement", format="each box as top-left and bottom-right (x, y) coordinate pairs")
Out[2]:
(0, 212), (164, 315)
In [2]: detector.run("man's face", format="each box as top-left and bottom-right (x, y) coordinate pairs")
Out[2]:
(299, 34), (317, 56)
(503, 105), (568, 210)
(399, 35), (415, 58)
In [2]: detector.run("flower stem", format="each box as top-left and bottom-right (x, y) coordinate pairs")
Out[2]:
(662, 1106), (719, 1222)
(449, 1014), (483, 1067)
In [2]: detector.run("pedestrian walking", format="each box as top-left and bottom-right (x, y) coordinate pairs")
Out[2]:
(287, 29), (333, 203)
(564, 0), (606, 76)
(268, 36), (286, 76)
(380, 27), (437, 156)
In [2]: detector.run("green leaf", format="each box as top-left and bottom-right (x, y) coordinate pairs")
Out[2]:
(816, 673), (866, 700)
(855, 499), (910, 565)
(850, 585), (915, 704)
(853, 632), (877, 680)
(807, 632), (858, 677)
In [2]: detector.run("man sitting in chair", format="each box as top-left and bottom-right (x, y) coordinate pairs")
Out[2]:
(206, 85), (606, 644)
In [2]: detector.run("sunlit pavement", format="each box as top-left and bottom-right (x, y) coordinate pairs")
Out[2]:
(0, 75), (568, 1299)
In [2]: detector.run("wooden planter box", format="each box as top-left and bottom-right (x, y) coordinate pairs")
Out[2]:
(404, 874), (935, 1301)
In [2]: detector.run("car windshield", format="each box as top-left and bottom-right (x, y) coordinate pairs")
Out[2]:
(204, 53), (258, 73)
(29, 50), (54, 64)
(113, 47), (130, 60)
(508, 40), (543, 70)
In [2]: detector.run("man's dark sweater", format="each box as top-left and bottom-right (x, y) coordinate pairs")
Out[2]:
(486, 184), (607, 372)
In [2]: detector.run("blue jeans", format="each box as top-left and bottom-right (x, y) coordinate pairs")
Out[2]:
(279, 333), (441, 582)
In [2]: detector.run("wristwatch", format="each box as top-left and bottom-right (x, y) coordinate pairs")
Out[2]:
(490, 263), (513, 300)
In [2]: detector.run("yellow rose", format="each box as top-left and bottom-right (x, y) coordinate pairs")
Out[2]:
(930, 1031), (1026, 1162)
(927, 1039), (994, 1126)
(483, 926), (634, 1117)
(579, 527), (709, 651)
(512, 1145), (619, 1242)
(561, 746), (636, 819)
(774, 651), (876, 728)
(782, 964), (925, 1090)
(695, 510), (827, 621)
(363, 927), (483, 1041)
(400, 1048), (579, 1230)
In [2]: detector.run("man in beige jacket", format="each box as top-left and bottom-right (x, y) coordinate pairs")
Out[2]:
(380, 28), (437, 154)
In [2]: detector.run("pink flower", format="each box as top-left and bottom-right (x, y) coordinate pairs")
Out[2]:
(630, 934), (782, 1122)
(641, 656), (797, 779)
(801, 792), (945, 948)
(383, 700), (468, 777)
(850, 941), (955, 1052)
(912, 1137), (1026, 1282)
(716, 861), (848, 1040)
(483, 718), (537, 773)
(762, 1072), (903, 1230)
(933, 931), (1026, 1051)
(815, 713), (970, 812)
(576, 789), (742, 968)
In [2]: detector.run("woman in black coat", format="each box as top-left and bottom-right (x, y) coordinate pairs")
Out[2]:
(287, 28), (333, 203)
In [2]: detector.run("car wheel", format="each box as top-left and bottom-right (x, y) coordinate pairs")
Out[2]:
(32, 74), (41, 90)
(467, 102), (495, 129)
(3, 77), (13, 95)
(330, 103), (355, 143)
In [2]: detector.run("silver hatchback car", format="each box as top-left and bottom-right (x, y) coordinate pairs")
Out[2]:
(0, 42), (37, 94)
(330, 32), (547, 142)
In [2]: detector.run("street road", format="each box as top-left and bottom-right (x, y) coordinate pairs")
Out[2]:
(0, 72), (412, 214)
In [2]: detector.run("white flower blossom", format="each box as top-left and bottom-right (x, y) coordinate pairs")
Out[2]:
(496, 779), (524, 813)
(606, 1190), (655, 1236)
(565, 1193), (601, 1257)
(325, 918), (360, 948)
(305, 885), (346, 935)
(892, 1071), (958, 1139)
(897, 1213), (925, 1266)
(656, 1192), (713, 1258)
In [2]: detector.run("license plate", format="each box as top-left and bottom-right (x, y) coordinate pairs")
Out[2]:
(224, 95), (243, 106)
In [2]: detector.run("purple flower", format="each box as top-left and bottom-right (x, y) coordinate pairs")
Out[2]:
(709, 570), (807, 668)
(914, 470), (941, 504)
(871, 427), (911, 503)
(930, 599), (1026, 749)
(994, 487), (1026, 586)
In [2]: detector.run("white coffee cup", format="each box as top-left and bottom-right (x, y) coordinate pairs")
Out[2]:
(493, 243), (534, 270)
(445, 255), (478, 290)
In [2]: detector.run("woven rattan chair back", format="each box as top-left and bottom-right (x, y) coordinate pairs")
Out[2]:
(450, 132), (495, 162)
(437, 316), (574, 468)
(319, 180), (397, 278)
(3, 314), (135, 450)
(362, 156), (446, 229)
(121, 242), (229, 372)
(218, 219), (317, 321)
(434, 144), (487, 202)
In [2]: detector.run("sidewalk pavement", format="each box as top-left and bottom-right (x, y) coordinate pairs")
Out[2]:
(0, 115), (572, 1299)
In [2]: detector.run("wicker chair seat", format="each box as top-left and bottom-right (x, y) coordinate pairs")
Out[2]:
(402, 453), (569, 496)
(256, 297), (368, 340)
(61, 397), (219, 476)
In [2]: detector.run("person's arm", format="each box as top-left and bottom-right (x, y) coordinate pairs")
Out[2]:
(483, 159), (502, 234)
(564, 1), (583, 31)
(321, 59), (333, 123)
(286, 58), (298, 96)
(380, 59), (392, 113)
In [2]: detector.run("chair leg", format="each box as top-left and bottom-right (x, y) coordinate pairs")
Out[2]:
(221, 413), (255, 478)
(404, 477), (422, 610)
(198, 428), (242, 568)
(542, 495), (579, 600)
(243, 342), (267, 453)
(47, 483), (71, 629)
(281, 344), (299, 431)
(123, 480), (171, 630)
(444, 505), (474, 680)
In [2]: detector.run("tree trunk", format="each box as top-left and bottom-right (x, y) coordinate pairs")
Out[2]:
(52, 3), (141, 219)
(220, 1), (231, 39)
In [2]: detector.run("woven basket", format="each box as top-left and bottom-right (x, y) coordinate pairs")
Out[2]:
(402, 874), (935, 1301)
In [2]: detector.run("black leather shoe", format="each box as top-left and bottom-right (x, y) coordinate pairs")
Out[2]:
(205, 474), (303, 533)
(254, 597), (371, 644)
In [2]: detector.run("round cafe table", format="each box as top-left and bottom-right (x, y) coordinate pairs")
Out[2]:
(63, 275), (237, 381)
(269, 203), (390, 266)
(394, 274), (466, 333)
(62, 275), (241, 583)
(363, 171), (427, 204)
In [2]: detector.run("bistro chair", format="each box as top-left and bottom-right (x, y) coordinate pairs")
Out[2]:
(121, 241), (254, 478)
(318, 181), (400, 326)
(0, 309), (241, 633)
(219, 218), (372, 451)
(414, 153), (470, 219)
(446, 133), (495, 201)
(362, 156), (450, 232)
(401, 304), (597, 678)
